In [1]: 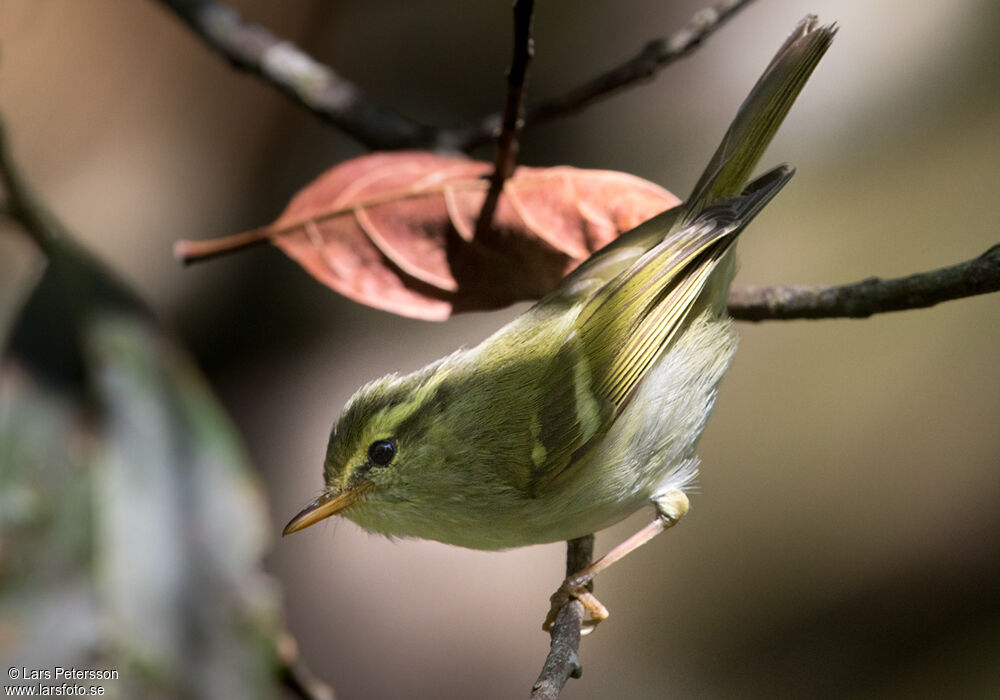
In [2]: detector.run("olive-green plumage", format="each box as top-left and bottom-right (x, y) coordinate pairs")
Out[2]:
(286, 18), (835, 553)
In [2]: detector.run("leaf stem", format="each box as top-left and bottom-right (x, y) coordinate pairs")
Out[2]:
(173, 226), (272, 264)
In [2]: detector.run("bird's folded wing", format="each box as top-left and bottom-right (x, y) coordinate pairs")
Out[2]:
(526, 168), (792, 496)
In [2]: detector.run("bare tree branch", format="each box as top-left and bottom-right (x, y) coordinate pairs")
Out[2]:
(728, 244), (1000, 321)
(152, 0), (759, 153)
(476, 0), (536, 238)
(531, 535), (593, 700)
(452, 0), (760, 152)
(153, 0), (435, 150)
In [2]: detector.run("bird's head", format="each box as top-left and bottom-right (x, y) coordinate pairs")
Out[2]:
(282, 359), (456, 537)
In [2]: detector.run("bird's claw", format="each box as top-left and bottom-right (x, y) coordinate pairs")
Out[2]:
(543, 580), (609, 634)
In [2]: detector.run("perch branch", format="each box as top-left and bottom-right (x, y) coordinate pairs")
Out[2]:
(476, 0), (536, 238)
(727, 244), (1000, 321)
(531, 535), (593, 700)
(152, 0), (434, 150)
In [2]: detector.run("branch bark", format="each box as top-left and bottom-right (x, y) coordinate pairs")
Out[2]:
(531, 535), (593, 700)
(727, 244), (1000, 321)
(153, 0), (434, 150)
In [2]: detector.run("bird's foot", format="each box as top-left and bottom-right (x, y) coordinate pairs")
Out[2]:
(543, 575), (609, 635)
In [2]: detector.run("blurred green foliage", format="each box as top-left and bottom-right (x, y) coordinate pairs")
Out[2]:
(1, 138), (284, 698)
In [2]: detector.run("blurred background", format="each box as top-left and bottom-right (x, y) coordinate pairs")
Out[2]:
(1, 0), (999, 698)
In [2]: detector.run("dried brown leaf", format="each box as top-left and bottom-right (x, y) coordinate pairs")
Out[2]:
(176, 151), (680, 320)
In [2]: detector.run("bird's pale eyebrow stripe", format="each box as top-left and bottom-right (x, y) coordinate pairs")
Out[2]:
(380, 370), (450, 437)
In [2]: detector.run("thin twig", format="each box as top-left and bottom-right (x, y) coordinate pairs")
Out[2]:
(531, 535), (593, 700)
(452, 0), (760, 152)
(476, 0), (536, 239)
(728, 244), (1000, 321)
(152, 0), (434, 150)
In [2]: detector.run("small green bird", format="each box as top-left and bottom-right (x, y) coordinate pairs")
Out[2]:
(284, 16), (835, 630)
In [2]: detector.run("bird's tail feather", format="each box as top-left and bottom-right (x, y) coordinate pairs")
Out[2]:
(680, 15), (836, 227)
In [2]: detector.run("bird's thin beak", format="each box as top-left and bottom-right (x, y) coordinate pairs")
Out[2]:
(282, 487), (364, 536)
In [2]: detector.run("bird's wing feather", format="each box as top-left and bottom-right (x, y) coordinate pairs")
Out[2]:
(526, 168), (792, 496)
(583, 167), (793, 411)
(519, 18), (835, 497)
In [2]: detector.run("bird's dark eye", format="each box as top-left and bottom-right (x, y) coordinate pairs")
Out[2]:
(368, 438), (397, 467)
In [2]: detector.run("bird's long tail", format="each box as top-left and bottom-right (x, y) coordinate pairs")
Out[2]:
(678, 15), (836, 228)
(558, 16), (835, 295)
(571, 17), (835, 410)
